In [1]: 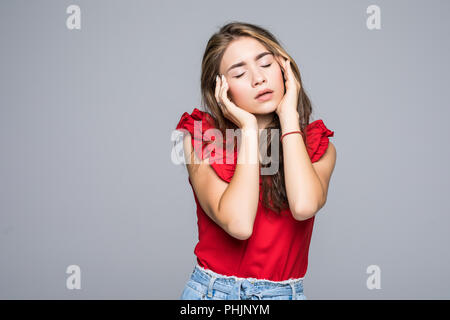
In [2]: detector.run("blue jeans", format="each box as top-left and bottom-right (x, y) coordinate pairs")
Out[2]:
(180, 264), (307, 300)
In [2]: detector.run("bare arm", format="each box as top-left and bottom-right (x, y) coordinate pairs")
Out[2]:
(183, 125), (260, 240)
(280, 111), (336, 220)
(219, 125), (260, 238)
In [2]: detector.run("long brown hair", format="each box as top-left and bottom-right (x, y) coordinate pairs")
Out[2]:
(200, 21), (313, 215)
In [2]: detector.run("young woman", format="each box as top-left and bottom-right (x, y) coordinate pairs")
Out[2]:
(175, 21), (336, 300)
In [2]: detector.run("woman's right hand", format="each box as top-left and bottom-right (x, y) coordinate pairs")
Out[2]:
(215, 74), (257, 130)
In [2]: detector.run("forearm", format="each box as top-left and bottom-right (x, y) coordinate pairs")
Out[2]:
(219, 126), (260, 235)
(280, 111), (324, 219)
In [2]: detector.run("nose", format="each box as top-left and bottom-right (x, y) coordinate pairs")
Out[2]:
(252, 70), (266, 87)
(253, 76), (266, 87)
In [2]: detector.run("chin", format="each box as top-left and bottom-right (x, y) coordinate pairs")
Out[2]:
(252, 102), (279, 114)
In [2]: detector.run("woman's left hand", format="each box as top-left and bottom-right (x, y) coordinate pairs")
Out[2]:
(275, 57), (302, 118)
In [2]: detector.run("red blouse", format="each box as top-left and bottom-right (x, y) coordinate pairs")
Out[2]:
(175, 107), (334, 281)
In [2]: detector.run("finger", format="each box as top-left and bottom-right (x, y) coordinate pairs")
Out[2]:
(216, 75), (227, 112)
(221, 75), (235, 107)
(284, 59), (290, 81)
(221, 74), (227, 91)
(222, 78), (233, 115)
(218, 75), (229, 112)
(219, 75), (228, 103)
(285, 59), (297, 87)
(285, 59), (300, 89)
(279, 57), (288, 81)
(215, 75), (221, 101)
(219, 75), (239, 122)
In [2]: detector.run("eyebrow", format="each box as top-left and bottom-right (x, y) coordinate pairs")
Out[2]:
(226, 51), (273, 74)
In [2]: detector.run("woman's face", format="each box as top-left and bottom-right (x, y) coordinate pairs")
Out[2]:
(219, 37), (285, 115)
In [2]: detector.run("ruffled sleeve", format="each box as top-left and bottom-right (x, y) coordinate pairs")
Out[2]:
(175, 108), (237, 183)
(305, 119), (334, 163)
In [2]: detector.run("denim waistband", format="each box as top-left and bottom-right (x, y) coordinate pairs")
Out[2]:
(191, 264), (305, 300)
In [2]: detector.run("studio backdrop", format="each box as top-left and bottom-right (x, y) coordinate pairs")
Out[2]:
(0, 0), (449, 299)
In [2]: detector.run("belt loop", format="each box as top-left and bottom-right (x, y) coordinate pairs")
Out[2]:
(229, 279), (243, 300)
(237, 279), (243, 300)
(290, 282), (296, 300)
(207, 275), (216, 298)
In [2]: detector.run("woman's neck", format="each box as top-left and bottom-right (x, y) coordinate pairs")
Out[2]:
(255, 112), (275, 130)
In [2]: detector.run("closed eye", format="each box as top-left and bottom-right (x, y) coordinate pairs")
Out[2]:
(234, 64), (272, 78)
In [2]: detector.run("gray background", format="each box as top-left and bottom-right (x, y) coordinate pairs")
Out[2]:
(1, 0), (449, 299)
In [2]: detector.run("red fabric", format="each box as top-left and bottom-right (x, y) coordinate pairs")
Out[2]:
(175, 107), (334, 281)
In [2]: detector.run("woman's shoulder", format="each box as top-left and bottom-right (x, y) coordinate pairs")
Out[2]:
(175, 108), (236, 183)
(175, 107), (216, 134)
(304, 119), (335, 163)
(305, 119), (334, 142)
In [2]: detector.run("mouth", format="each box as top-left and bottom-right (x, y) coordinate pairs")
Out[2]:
(255, 89), (274, 101)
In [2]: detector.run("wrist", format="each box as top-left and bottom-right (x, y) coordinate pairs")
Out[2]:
(279, 111), (300, 134)
(242, 121), (258, 131)
(240, 126), (259, 142)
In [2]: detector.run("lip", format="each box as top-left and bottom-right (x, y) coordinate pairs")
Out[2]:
(255, 89), (274, 99)
(255, 91), (274, 102)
